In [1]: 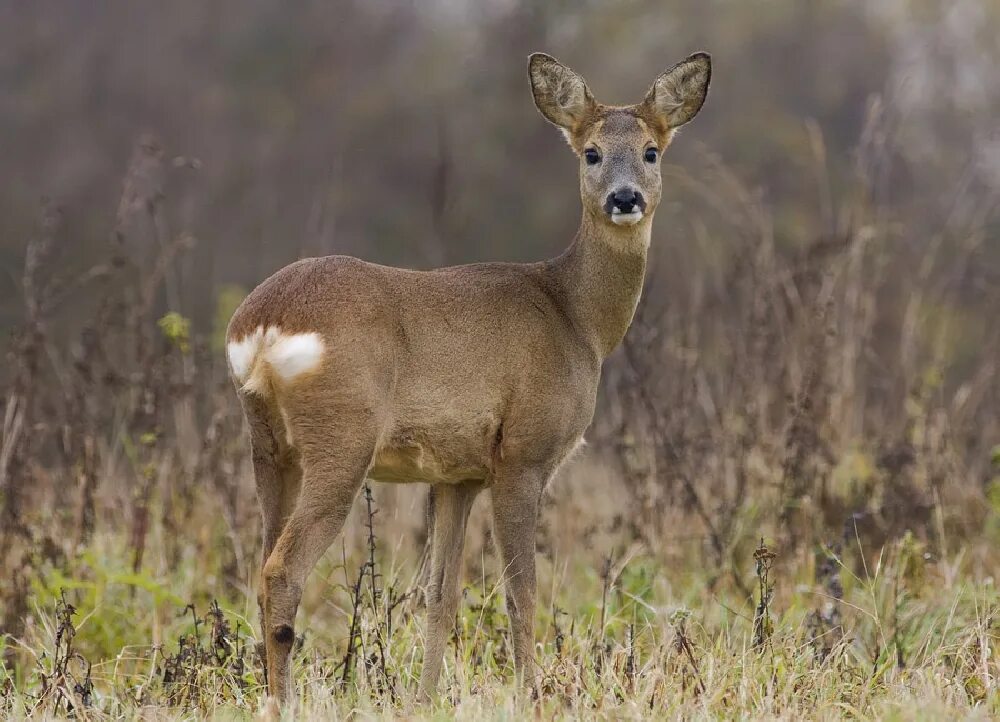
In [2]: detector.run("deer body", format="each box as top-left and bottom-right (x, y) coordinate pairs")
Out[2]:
(228, 51), (710, 703)
(230, 252), (609, 483)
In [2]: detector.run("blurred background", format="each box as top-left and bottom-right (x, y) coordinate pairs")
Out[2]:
(1, 0), (998, 692)
(2, 0), (998, 317)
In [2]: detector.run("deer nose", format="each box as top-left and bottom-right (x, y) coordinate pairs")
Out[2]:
(609, 189), (639, 213)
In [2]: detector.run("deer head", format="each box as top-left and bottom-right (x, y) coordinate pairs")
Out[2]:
(529, 52), (711, 231)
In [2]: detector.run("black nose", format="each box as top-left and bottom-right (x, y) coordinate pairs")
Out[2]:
(610, 189), (639, 213)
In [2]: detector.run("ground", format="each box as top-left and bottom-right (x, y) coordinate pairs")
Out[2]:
(2, 463), (997, 721)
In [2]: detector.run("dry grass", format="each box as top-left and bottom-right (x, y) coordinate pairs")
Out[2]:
(0, 476), (996, 720)
(1, 114), (998, 718)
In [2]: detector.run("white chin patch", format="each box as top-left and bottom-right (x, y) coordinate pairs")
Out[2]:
(611, 208), (644, 226)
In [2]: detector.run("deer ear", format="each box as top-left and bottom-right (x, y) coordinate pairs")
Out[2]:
(528, 53), (595, 134)
(643, 52), (711, 129)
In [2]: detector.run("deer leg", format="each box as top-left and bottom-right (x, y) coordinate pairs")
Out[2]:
(259, 409), (377, 703)
(490, 466), (546, 693)
(241, 392), (283, 563)
(241, 393), (302, 659)
(418, 480), (481, 700)
(254, 447), (302, 680)
(262, 449), (303, 564)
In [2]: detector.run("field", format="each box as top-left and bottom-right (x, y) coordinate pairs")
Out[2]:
(2, 178), (999, 716)
(2, 1), (1000, 719)
(1, 467), (997, 720)
(2, 102), (999, 722)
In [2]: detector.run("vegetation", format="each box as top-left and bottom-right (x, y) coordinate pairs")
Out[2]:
(2, 505), (997, 719)
(1, 0), (998, 718)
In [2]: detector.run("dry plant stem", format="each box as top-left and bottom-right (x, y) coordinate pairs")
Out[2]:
(340, 544), (366, 689)
(752, 540), (777, 651)
(621, 335), (753, 602)
(1, 202), (61, 547)
(672, 620), (707, 697)
(0, 201), (63, 646)
(361, 483), (394, 699)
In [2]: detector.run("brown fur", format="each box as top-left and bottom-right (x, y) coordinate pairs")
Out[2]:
(228, 51), (711, 703)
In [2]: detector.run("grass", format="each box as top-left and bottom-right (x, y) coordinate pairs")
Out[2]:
(1, 111), (997, 720)
(1, 477), (996, 720)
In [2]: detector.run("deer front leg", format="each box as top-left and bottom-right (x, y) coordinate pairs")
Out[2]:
(490, 465), (546, 694)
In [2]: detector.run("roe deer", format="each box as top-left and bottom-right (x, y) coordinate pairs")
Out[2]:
(227, 51), (711, 703)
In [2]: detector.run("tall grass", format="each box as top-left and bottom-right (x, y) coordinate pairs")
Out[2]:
(0, 112), (997, 718)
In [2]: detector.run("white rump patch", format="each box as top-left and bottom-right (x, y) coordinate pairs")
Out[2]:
(266, 332), (325, 380)
(227, 326), (325, 393)
(226, 330), (262, 382)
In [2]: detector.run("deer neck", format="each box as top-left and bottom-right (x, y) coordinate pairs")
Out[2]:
(551, 210), (650, 359)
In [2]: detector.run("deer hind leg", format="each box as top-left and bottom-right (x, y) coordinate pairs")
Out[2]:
(240, 393), (302, 622)
(490, 464), (547, 694)
(255, 446), (302, 691)
(259, 400), (379, 702)
(418, 480), (482, 701)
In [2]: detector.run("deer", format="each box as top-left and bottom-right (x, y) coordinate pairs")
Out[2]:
(226, 50), (711, 704)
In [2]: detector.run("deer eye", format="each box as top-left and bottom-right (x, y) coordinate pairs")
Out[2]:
(644, 147), (658, 163)
(584, 148), (601, 165)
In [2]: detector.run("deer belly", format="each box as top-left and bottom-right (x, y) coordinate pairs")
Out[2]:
(368, 426), (493, 484)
